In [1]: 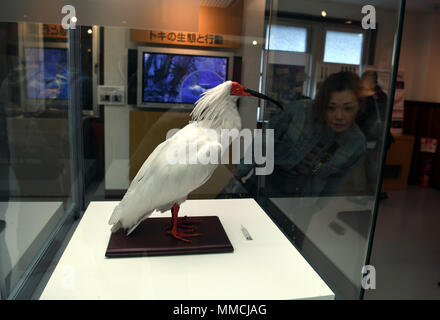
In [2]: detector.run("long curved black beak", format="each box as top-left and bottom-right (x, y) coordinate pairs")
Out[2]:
(244, 88), (285, 112)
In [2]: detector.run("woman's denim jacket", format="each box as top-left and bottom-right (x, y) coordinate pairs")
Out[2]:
(232, 100), (366, 197)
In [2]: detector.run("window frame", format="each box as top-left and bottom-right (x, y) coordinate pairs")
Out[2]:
(265, 19), (312, 54)
(322, 25), (367, 65)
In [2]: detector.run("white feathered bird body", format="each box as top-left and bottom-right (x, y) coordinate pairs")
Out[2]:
(108, 81), (241, 234)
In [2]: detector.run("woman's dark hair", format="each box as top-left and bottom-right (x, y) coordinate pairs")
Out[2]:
(313, 71), (364, 123)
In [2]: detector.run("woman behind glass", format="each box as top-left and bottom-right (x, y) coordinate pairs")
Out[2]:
(227, 71), (367, 197)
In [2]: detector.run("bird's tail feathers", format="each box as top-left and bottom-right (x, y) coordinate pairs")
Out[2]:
(126, 218), (144, 236)
(108, 203), (123, 225)
(110, 221), (122, 233)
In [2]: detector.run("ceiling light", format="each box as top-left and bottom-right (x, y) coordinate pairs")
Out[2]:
(321, 10), (327, 17)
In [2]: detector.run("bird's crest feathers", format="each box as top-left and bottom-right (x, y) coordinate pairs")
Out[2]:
(190, 81), (236, 128)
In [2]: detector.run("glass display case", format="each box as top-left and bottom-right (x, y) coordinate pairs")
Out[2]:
(0, 0), (405, 300)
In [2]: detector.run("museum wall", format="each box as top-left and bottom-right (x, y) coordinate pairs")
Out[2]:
(276, 0), (399, 70)
(104, 28), (134, 191)
(234, 0), (266, 131)
(104, 0), (265, 191)
(398, 9), (440, 103)
(0, 0), (200, 31)
(103, 0), (406, 191)
(422, 10), (440, 103)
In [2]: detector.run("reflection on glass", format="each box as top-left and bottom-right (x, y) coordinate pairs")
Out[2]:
(266, 24), (307, 53)
(229, 71), (366, 197)
(0, 22), (72, 299)
(24, 47), (69, 100)
(266, 64), (309, 107)
(324, 30), (364, 65)
(142, 53), (228, 104)
(357, 70), (389, 193)
(220, 0), (401, 299)
(0, 0), (402, 300)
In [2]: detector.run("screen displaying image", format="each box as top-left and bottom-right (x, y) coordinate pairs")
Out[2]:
(142, 52), (228, 104)
(25, 47), (69, 100)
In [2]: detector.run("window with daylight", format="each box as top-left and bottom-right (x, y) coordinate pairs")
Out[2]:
(323, 30), (364, 65)
(266, 24), (308, 53)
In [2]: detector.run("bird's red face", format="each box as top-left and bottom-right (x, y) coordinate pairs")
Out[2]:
(230, 81), (285, 112)
(230, 82), (252, 96)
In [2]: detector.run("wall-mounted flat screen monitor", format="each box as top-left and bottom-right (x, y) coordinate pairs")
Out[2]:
(24, 47), (69, 101)
(137, 47), (234, 108)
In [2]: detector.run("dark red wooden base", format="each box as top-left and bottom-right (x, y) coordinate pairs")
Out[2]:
(105, 216), (233, 258)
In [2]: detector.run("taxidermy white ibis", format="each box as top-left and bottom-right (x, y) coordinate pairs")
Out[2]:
(108, 80), (283, 242)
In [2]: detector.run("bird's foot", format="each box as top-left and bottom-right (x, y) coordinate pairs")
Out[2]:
(167, 230), (200, 243)
(176, 224), (196, 232)
(179, 216), (201, 225)
(166, 216), (200, 231)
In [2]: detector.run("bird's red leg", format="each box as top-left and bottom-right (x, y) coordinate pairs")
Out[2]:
(167, 203), (200, 242)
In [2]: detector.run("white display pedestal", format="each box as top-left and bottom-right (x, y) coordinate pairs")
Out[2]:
(40, 199), (334, 300)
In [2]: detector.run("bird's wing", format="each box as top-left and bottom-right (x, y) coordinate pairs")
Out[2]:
(109, 123), (222, 231)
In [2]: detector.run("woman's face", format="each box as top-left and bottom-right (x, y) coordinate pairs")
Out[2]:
(325, 90), (360, 133)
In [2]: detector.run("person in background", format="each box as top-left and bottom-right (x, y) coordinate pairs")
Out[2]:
(359, 71), (387, 131)
(357, 70), (393, 198)
(219, 71), (367, 249)
(226, 71), (367, 198)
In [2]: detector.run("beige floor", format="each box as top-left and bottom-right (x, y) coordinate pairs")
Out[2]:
(364, 186), (440, 299)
